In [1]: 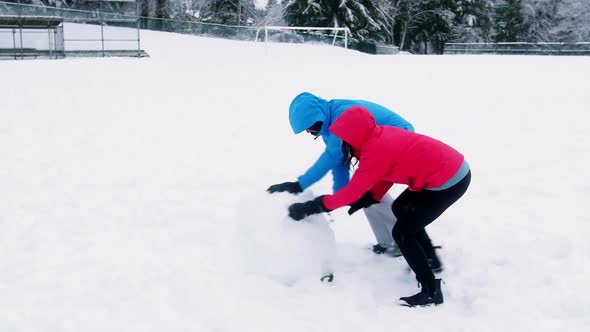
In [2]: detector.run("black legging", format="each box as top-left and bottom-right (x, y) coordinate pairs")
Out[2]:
(392, 171), (471, 284)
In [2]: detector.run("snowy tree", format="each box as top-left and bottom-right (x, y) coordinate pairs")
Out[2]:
(200, 0), (257, 25)
(261, 0), (286, 26)
(516, 0), (589, 42)
(283, 0), (392, 42)
(392, 0), (421, 51)
(181, 0), (209, 19)
(520, 0), (559, 41)
(387, 0), (495, 54)
(495, 0), (528, 41)
(155, 0), (171, 19)
(550, 0), (590, 42)
(5, 0), (587, 45)
(372, 0), (404, 45)
(413, 1), (455, 53)
(392, 0), (457, 54)
(451, 0), (495, 42)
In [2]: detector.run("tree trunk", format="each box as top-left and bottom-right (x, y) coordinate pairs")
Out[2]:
(400, 21), (408, 50)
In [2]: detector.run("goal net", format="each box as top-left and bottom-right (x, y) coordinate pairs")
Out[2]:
(255, 26), (349, 48)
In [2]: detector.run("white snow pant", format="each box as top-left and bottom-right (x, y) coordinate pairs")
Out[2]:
(363, 193), (397, 248)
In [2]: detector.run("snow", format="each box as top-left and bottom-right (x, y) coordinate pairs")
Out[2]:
(1, 23), (590, 331)
(255, 0), (269, 9)
(237, 191), (336, 285)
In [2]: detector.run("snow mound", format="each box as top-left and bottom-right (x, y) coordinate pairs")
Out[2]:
(235, 191), (335, 285)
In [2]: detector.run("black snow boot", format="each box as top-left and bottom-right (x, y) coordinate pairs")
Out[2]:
(399, 279), (444, 307)
(372, 244), (388, 254)
(372, 244), (402, 257)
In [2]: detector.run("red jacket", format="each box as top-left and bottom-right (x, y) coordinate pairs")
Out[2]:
(322, 106), (464, 211)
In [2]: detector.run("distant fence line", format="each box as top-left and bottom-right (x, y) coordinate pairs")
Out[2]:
(136, 16), (260, 42)
(444, 42), (590, 56)
(1, 2), (402, 57)
(136, 16), (354, 49)
(0, 1), (144, 58)
(0, 1), (137, 22)
(0, 1), (347, 45)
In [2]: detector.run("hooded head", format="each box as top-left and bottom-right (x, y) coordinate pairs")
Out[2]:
(329, 106), (376, 152)
(288, 92), (330, 134)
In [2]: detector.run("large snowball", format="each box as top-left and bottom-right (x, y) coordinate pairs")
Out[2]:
(235, 191), (336, 285)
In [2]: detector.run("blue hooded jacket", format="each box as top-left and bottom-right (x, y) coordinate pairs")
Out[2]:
(289, 92), (415, 192)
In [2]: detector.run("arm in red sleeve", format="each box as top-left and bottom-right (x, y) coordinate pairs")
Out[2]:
(369, 180), (394, 201)
(322, 158), (389, 211)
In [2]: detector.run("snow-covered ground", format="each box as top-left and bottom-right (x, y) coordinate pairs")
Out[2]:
(1, 25), (589, 332)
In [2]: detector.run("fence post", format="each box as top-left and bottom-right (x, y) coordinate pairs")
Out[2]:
(331, 29), (337, 46)
(54, 26), (60, 58)
(345, 30), (348, 49)
(12, 28), (17, 59)
(99, 0), (105, 57)
(47, 22), (52, 59)
(17, 0), (24, 59)
(136, 1), (141, 57)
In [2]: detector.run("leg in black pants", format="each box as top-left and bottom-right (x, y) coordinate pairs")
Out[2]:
(392, 171), (471, 305)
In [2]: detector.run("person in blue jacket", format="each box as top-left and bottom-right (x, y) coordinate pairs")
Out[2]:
(267, 92), (419, 258)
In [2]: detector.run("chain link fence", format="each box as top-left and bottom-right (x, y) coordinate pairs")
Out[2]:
(0, 0), (142, 59)
(444, 42), (590, 56)
(135, 16), (351, 48)
(1, 1), (360, 60)
(137, 16), (259, 41)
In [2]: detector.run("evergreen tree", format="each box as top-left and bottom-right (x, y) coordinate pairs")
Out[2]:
(393, 0), (456, 54)
(8, 0), (587, 47)
(373, 0), (398, 44)
(283, 0), (392, 42)
(451, 0), (495, 42)
(183, 0), (210, 20)
(517, 0), (590, 42)
(495, 0), (528, 41)
(201, 0), (257, 25)
(551, 0), (590, 42)
(156, 0), (171, 19)
(521, 0), (559, 41)
(262, 0), (286, 26)
(392, 0), (421, 51)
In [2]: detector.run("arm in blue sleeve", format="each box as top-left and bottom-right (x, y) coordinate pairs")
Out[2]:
(298, 135), (344, 190)
(332, 164), (350, 192)
(298, 151), (340, 190)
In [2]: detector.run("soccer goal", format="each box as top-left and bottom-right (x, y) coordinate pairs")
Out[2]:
(255, 26), (349, 48)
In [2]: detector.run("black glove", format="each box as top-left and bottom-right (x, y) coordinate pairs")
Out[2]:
(267, 181), (303, 194)
(288, 196), (330, 221)
(347, 192), (380, 215)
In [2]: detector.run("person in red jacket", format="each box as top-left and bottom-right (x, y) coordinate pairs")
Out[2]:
(288, 106), (471, 307)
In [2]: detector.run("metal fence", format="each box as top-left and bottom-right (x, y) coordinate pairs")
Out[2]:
(0, 0), (143, 59)
(135, 16), (350, 48)
(1, 1), (359, 60)
(444, 42), (590, 56)
(254, 26), (349, 48)
(0, 0), (138, 21)
(0, 16), (64, 59)
(137, 16), (259, 42)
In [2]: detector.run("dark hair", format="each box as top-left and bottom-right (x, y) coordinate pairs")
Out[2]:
(341, 141), (358, 167)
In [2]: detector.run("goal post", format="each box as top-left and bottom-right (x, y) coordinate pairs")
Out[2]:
(255, 26), (349, 48)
